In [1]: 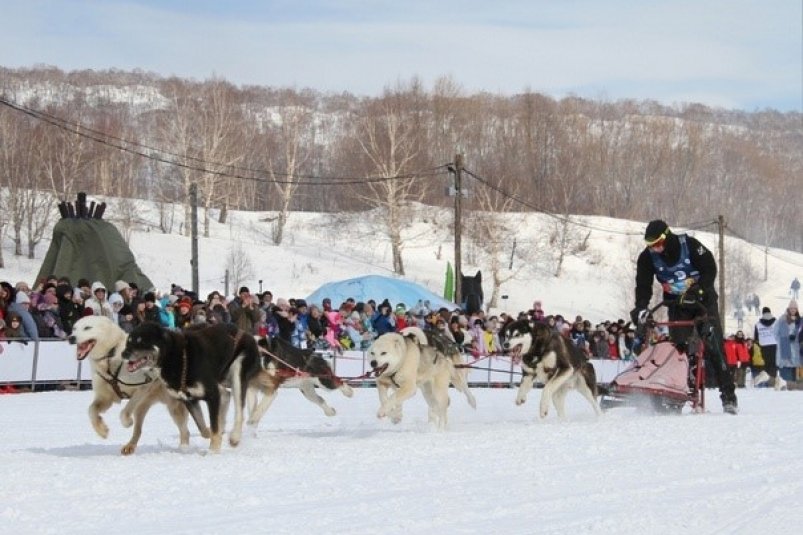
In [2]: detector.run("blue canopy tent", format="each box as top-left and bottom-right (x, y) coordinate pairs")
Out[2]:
(306, 275), (456, 312)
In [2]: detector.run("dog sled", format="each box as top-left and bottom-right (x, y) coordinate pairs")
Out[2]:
(600, 301), (707, 414)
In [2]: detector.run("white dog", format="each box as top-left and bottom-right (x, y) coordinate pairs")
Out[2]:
(68, 316), (209, 454)
(368, 326), (473, 430)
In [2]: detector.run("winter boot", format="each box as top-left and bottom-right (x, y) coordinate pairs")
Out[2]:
(720, 391), (738, 415)
(753, 371), (770, 387)
(775, 376), (788, 391)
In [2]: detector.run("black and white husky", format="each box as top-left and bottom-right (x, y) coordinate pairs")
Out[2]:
(503, 320), (601, 419)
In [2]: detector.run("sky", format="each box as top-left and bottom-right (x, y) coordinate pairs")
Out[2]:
(0, 0), (801, 112)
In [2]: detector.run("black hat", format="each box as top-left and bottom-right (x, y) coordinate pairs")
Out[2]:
(762, 306), (771, 314)
(295, 299), (307, 308)
(143, 292), (156, 303)
(239, 286), (250, 295)
(644, 219), (670, 243)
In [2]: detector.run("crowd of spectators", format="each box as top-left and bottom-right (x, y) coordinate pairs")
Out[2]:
(4, 276), (796, 392)
(0, 277), (639, 363)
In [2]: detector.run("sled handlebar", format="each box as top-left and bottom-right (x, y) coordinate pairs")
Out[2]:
(642, 299), (708, 329)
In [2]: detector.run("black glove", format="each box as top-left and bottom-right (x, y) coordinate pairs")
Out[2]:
(630, 307), (648, 325)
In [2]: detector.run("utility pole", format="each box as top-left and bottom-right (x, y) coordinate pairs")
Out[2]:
(453, 154), (463, 306)
(717, 215), (725, 329)
(190, 183), (199, 295)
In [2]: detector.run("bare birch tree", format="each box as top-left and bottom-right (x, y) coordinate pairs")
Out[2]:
(349, 87), (424, 275)
(263, 95), (314, 245)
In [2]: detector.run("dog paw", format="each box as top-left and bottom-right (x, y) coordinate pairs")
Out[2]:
(377, 408), (387, 419)
(199, 428), (211, 439)
(119, 412), (133, 428)
(324, 407), (336, 417)
(120, 443), (136, 455)
(539, 409), (549, 418)
(515, 397), (527, 406)
(390, 414), (403, 425)
(341, 385), (354, 398)
(229, 435), (241, 448)
(94, 422), (110, 439)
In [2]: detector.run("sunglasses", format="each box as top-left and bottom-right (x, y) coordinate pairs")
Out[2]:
(645, 232), (667, 248)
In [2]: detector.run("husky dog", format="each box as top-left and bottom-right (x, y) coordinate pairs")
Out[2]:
(68, 315), (209, 454)
(503, 320), (601, 419)
(368, 326), (474, 430)
(246, 336), (354, 427)
(122, 322), (260, 453)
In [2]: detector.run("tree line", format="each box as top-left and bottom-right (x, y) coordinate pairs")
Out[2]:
(0, 66), (801, 276)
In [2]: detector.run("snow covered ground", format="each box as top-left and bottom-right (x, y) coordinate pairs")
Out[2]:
(2, 385), (802, 534)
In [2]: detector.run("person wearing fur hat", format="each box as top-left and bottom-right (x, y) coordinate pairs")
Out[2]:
(773, 300), (801, 389)
(753, 307), (778, 387)
(632, 219), (738, 414)
(111, 280), (132, 307)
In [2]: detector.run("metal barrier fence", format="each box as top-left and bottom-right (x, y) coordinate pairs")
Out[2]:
(0, 339), (631, 391)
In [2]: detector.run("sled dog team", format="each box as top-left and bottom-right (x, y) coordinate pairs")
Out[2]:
(69, 315), (599, 454)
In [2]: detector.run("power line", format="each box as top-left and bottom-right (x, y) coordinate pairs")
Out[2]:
(0, 96), (450, 186)
(725, 226), (803, 269)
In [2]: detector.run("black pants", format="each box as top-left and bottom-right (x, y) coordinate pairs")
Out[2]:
(760, 345), (777, 377)
(667, 301), (737, 404)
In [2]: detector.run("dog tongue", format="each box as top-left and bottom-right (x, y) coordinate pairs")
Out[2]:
(76, 342), (92, 359)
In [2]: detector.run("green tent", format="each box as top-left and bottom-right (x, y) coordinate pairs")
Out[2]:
(36, 218), (154, 292)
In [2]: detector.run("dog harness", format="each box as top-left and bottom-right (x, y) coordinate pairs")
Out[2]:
(377, 335), (441, 388)
(95, 347), (154, 399)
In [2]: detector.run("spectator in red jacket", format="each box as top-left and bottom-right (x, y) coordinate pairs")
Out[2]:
(724, 331), (750, 387)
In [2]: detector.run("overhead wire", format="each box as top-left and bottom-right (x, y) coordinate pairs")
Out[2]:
(725, 226), (803, 269)
(462, 166), (710, 237)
